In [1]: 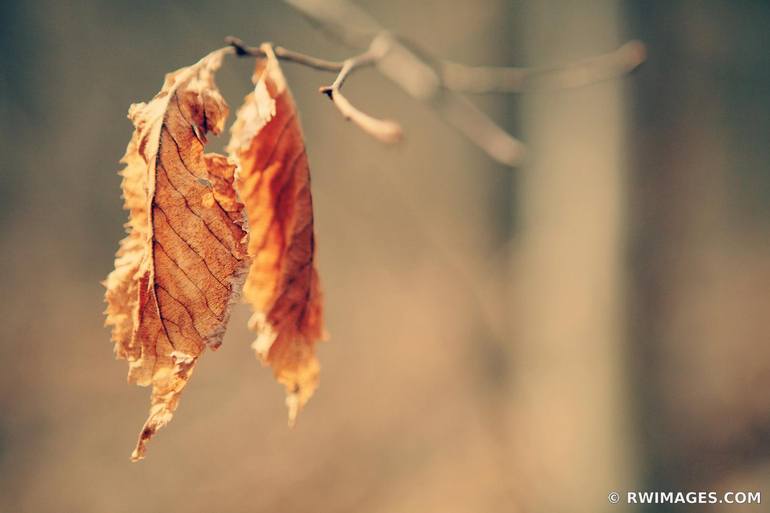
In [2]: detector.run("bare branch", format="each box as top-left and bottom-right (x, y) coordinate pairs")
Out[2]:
(230, 1), (645, 167)
(226, 36), (343, 71)
(439, 94), (527, 166)
(318, 35), (403, 143)
(226, 35), (402, 143)
(284, 0), (646, 167)
(441, 40), (647, 94)
(284, 0), (380, 49)
(283, 0), (528, 166)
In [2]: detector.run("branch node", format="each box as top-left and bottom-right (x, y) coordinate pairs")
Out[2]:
(224, 36), (251, 56)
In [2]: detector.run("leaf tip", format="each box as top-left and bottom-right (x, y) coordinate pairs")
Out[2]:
(287, 394), (300, 428)
(130, 426), (153, 462)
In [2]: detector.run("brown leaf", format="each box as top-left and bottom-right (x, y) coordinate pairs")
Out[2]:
(227, 44), (326, 425)
(104, 48), (248, 461)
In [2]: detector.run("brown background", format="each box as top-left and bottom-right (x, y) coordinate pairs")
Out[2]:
(1, 1), (768, 512)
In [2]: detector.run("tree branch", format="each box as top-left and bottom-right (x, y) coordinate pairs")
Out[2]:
(282, 0), (524, 166)
(318, 35), (403, 143)
(225, 36), (343, 71)
(284, 0), (645, 167)
(226, 35), (402, 143)
(440, 40), (647, 93)
(226, 0), (646, 167)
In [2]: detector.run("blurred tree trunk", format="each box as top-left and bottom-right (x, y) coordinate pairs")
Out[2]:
(629, 2), (770, 511)
(508, 2), (638, 512)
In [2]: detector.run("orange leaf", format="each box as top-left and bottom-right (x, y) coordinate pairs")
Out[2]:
(104, 48), (248, 461)
(228, 44), (326, 425)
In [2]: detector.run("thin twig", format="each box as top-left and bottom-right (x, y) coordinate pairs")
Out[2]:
(282, 0), (526, 166)
(226, 36), (344, 71)
(284, 0), (645, 167)
(440, 40), (647, 93)
(229, 0), (646, 166)
(274, 46), (343, 72)
(318, 34), (403, 143)
(226, 35), (402, 143)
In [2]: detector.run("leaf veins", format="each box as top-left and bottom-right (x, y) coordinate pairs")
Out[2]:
(227, 44), (326, 425)
(104, 48), (248, 461)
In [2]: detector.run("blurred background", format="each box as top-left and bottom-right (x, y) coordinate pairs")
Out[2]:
(1, 1), (769, 512)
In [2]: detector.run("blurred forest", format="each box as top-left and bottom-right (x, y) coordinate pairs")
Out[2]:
(1, 1), (769, 513)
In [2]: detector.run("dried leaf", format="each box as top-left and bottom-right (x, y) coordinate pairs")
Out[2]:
(104, 48), (248, 461)
(228, 44), (326, 425)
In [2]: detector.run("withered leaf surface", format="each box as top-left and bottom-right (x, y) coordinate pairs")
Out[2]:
(228, 45), (326, 425)
(104, 48), (247, 461)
